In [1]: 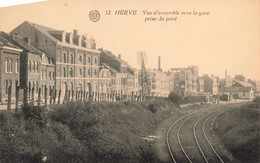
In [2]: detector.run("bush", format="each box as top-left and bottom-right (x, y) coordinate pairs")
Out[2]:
(148, 104), (157, 113)
(1, 100), (177, 162)
(214, 103), (260, 163)
(168, 92), (182, 108)
(253, 96), (260, 104)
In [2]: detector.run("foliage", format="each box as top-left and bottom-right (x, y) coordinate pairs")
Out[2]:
(253, 96), (260, 104)
(168, 92), (182, 108)
(0, 109), (88, 163)
(1, 100), (175, 162)
(214, 103), (260, 163)
(148, 104), (157, 113)
(235, 74), (245, 81)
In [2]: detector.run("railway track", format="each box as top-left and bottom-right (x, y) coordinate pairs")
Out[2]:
(166, 103), (242, 163)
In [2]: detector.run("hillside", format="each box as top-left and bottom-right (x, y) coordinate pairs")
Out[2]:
(213, 101), (260, 163)
(0, 99), (178, 162)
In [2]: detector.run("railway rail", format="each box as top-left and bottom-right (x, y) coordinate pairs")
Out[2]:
(166, 103), (241, 163)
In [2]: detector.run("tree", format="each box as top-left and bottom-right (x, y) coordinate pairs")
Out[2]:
(235, 74), (245, 81)
(168, 92), (182, 109)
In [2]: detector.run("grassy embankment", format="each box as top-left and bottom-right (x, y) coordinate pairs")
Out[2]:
(214, 99), (260, 163)
(0, 98), (181, 162)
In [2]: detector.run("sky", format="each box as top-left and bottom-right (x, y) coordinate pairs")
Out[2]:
(0, 0), (259, 80)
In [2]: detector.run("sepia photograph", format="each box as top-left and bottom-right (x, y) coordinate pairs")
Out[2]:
(0, 0), (259, 162)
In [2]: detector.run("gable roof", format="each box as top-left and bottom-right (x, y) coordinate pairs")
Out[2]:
(102, 63), (118, 74)
(12, 21), (100, 53)
(233, 79), (253, 87)
(12, 35), (42, 55)
(0, 32), (22, 52)
(26, 21), (60, 43)
(219, 86), (253, 92)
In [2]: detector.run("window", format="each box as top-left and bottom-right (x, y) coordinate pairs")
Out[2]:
(94, 69), (97, 76)
(29, 61), (31, 72)
(53, 72), (55, 80)
(5, 80), (8, 94)
(33, 81), (35, 92)
(49, 86), (52, 96)
(48, 57), (51, 64)
(42, 70), (44, 80)
(79, 68), (82, 76)
(94, 58), (97, 64)
(36, 62), (39, 72)
(5, 59), (7, 72)
(63, 53), (66, 63)
(45, 70), (47, 80)
(79, 56), (82, 62)
(88, 69), (90, 75)
(15, 59), (18, 73)
(9, 80), (12, 91)
(70, 68), (73, 77)
(70, 83), (73, 92)
(71, 54), (74, 64)
(41, 85), (44, 95)
(36, 81), (38, 93)
(63, 68), (66, 77)
(88, 57), (91, 63)
(8, 59), (12, 72)
(49, 71), (51, 80)
(33, 61), (35, 72)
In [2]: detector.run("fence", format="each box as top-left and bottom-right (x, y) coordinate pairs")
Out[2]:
(4, 86), (147, 110)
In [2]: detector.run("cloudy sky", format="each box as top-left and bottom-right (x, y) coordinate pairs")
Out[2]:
(0, 0), (259, 80)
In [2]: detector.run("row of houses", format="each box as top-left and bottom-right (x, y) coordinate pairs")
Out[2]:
(0, 21), (141, 103)
(0, 21), (256, 103)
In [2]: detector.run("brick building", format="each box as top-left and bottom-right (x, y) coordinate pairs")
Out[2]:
(169, 66), (200, 96)
(148, 69), (170, 97)
(11, 21), (110, 102)
(0, 32), (22, 102)
(202, 74), (219, 95)
(101, 50), (129, 100)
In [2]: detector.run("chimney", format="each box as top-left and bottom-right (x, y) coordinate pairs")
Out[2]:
(23, 37), (30, 45)
(118, 54), (121, 59)
(92, 39), (96, 49)
(82, 34), (87, 47)
(62, 31), (66, 43)
(73, 29), (78, 36)
(78, 35), (82, 46)
(158, 56), (161, 71)
(66, 33), (73, 44)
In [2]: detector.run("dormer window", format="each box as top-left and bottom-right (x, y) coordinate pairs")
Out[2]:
(48, 57), (51, 64)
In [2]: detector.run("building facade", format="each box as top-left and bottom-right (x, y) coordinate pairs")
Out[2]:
(0, 32), (22, 102)
(11, 21), (111, 102)
(202, 74), (219, 95)
(169, 66), (200, 96)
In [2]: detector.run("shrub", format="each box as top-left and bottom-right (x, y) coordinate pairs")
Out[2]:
(253, 96), (260, 104)
(148, 104), (157, 113)
(168, 92), (182, 108)
(21, 104), (49, 129)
